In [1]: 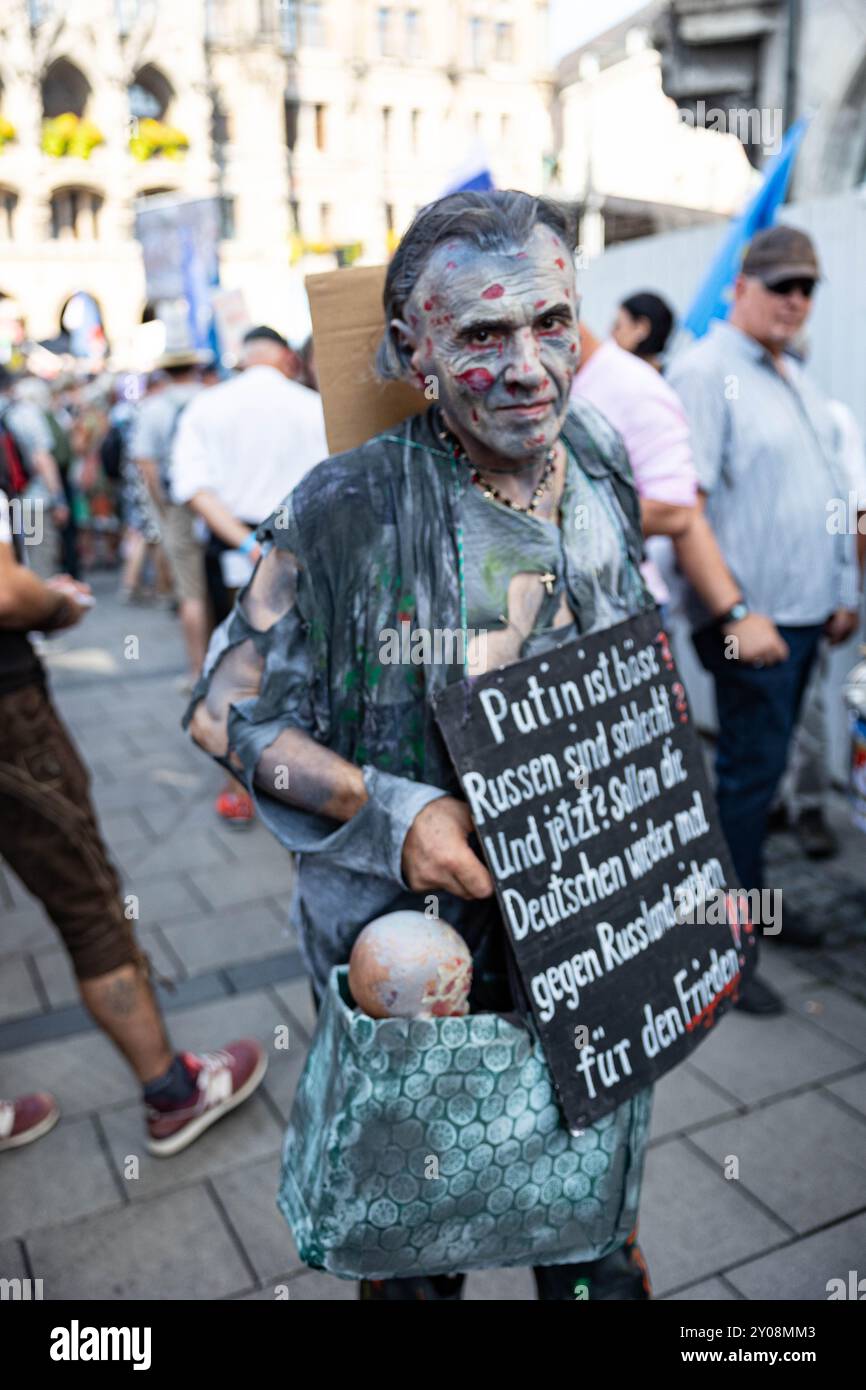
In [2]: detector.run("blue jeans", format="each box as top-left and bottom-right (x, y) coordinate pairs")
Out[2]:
(693, 622), (824, 895)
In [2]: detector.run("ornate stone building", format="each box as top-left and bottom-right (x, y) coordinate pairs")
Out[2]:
(0, 0), (554, 358)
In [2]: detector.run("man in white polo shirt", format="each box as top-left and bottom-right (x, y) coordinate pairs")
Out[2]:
(172, 325), (327, 824)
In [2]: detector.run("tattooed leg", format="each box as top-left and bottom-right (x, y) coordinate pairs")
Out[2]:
(79, 963), (173, 1085)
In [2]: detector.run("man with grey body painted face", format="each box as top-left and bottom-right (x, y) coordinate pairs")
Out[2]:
(186, 191), (656, 1300)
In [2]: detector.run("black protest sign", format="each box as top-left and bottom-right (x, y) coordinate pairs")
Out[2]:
(433, 610), (756, 1132)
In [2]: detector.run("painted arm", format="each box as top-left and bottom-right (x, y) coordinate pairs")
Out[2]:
(188, 546), (491, 896)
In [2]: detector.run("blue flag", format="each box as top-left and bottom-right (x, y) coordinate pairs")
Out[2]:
(683, 117), (810, 339)
(441, 142), (494, 195)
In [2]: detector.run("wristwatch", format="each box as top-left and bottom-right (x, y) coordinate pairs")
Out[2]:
(718, 600), (750, 626)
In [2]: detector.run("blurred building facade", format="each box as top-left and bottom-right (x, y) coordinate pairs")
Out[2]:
(551, 2), (757, 256)
(652, 0), (866, 195)
(0, 0), (553, 359)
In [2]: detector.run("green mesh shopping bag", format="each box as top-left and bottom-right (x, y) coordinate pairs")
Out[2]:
(277, 968), (652, 1279)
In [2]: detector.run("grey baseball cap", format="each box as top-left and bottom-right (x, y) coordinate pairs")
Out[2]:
(741, 226), (822, 286)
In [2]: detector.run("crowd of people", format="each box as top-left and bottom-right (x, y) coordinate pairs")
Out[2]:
(1, 196), (864, 1301)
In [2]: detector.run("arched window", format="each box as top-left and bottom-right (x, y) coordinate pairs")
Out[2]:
(42, 57), (91, 119)
(0, 188), (17, 241)
(128, 65), (174, 121)
(50, 186), (103, 240)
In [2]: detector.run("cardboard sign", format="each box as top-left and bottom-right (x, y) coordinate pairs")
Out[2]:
(305, 266), (426, 455)
(433, 611), (756, 1132)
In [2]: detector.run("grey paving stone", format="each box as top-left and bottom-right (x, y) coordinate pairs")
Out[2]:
(31, 930), (180, 1011)
(129, 828), (239, 880)
(257, 1041), (308, 1124)
(688, 1091), (866, 1235)
(637, 1139), (788, 1297)
(0, 1239), (27, 1282)
(0, 956), (43, 1021)
(0, 1116), (120, 1242)
(124, 872), (207, 925)
(787, 987), (866, 1055)
(91, 779), (181, 815)
(757, 947), (823, 996)
(160, 987), (288, 1058)
(664, 1277), (740, 1300)
(0, 902), (58, 954)
(817, 944), (866, 991)
(27, 1184), (252, 1300)
(74, 729), (155, 766)
(725, 1213), (866, 1301)
(825, 1068), (866, 1117)
(211, 1155), (302, 1283)
(272, 978), (317, 1041)
(84, 807), (155, 852)
(50, 692), (113, 728)
(466, 1266), (536, 1299)
(190, 858), (293, 911)
(0, 1029), (137, 1117)
(210, 822), (288, 861)
(160, 900), (291, 974)
(99, 1091), (282, 1202)
(121, 726), (195, 757)
(687, 1009), (861, 1105)
(224, 949), (303, 993)
(650, 1064), (740, 1142)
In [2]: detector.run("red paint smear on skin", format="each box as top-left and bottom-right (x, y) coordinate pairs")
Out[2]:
(515, 251), (528, 259)
(408, 313), (418, 328)
(570, 343), (577, 353)
(471, 408), (479, 422)
(534, 300), (547, 308)
(445, 261), (457, 270)
(425, 337), (432, 354)
(456, 367), (495, 393)
(554, 258), (566, 269)
(424, 299), (434, 311)
(481, 283), (505, 299)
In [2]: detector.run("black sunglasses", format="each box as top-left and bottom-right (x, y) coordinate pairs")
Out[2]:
(765, 277), (816, 298)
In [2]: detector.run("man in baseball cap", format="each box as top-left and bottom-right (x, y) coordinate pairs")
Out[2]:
(740, 225), (822, 288)
(668, 223), (860, 1015)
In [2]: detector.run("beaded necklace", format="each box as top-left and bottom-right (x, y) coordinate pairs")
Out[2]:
(436, 424), (557, 516)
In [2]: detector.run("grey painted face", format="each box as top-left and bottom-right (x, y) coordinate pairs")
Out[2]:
(397, 223), (580, 465)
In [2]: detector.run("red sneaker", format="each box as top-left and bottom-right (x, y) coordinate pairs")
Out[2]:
(215, 789), (255, 827)
(0, 1092), (60, 1151)
(146, 1040), (267, 1157)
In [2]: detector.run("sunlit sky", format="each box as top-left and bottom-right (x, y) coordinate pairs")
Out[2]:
(548, 0), (649, 64)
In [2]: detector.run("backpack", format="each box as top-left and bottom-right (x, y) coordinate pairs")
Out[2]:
(99, 421), (125, 480)
(0, 410), (30, 496)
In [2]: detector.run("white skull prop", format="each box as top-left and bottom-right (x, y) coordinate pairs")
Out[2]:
(348, 911), (473, 1019)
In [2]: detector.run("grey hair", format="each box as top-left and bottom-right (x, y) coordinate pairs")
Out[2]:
(376, 189), (579, 380)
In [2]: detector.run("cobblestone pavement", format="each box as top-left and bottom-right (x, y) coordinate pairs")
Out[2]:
(1, 575), (865, 1301)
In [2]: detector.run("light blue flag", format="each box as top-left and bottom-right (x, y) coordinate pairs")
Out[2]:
(683, 116), (810, 339)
